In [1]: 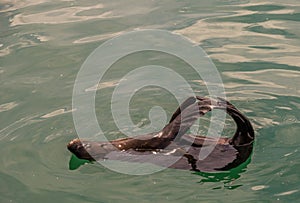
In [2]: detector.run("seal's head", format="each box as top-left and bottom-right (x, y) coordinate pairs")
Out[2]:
(67, 138), (118, 161)
(67, 139), (94, 161)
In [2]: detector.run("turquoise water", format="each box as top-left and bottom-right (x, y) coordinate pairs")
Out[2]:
(1, 0), (300, 202)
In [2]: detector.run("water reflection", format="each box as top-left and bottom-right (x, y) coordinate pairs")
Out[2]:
(0, 101), (18, 112)
(10, 4), (110, 26)
(0, 33), (49, 57)
(73, 31), (124, 44)
(0, 0), (49, 13)
(0, 114), (42, 141)
(224, 69), (300, 99)
(175, 2), (300, 66)
(8, 1), (159, 26)
(69, 154), (252, 190)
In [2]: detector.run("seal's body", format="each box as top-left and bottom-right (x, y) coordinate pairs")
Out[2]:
(67, 96), (254, 172)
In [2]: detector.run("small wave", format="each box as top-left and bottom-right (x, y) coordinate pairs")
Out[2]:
(251, 185), (269, 190)
(73, 31), (124, 44)
(174, 2), (300, 66)
(224, 69), (300, 98)
(275, 189), (298, 196)
(85, 81), (119, 92)
(0, 102), (18, 112)
(41, 108), (75, 118)
(0, 114), (42, 141)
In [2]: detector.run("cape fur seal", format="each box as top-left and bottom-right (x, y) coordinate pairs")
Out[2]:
(67, 96), (254, 172)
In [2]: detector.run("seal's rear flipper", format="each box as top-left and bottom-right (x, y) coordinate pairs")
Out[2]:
(166, 97), (254, 147)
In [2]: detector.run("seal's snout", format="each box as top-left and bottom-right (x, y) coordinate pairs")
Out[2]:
(67, 138), (81, 151)
(67, 138), (94, 161)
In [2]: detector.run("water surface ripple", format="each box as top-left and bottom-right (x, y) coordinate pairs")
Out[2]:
(0, 0), (299, 202)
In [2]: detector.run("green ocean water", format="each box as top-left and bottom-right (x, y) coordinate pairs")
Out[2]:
(0, 0), (299, 202)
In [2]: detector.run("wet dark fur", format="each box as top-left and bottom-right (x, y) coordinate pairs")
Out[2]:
(67, 96), (254, 172)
